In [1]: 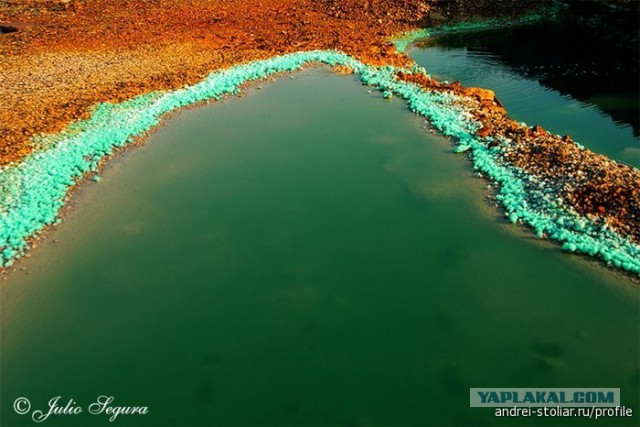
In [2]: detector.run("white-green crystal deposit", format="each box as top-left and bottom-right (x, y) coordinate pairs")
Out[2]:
(1, 49), (638, 274)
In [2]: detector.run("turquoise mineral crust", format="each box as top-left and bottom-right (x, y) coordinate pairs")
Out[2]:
(1, 50), (638, 273)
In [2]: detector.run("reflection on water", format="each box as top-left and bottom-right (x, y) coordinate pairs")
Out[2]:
(410, 20), (640, 167)
(1, 69), (638, 426)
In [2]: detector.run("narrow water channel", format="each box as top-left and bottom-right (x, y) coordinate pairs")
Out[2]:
(409, 22), (640, 168)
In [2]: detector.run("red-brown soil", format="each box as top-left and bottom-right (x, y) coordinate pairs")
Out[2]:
(0, 0), (431, 165)
(1, 0), (638, 245)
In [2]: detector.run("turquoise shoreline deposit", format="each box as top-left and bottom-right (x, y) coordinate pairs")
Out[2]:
(393, 9), (554, 53)
(1, 49), (639, 274)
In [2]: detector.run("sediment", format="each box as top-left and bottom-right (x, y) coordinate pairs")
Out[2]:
(1, 0), (639, 275)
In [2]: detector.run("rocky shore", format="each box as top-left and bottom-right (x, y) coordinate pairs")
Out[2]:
(0, 0), (638, 274)
(395, 71), (640, 244)
(0, 0), (548, 166)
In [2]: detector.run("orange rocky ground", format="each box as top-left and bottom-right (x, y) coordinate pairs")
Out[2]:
(0, 0), (430, 165)
(1, 0), (638, 246)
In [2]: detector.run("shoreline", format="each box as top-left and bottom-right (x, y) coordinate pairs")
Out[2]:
(392, 7), (556, 54)
(0, 48), (639, 276)
(1, 1), (638, 277)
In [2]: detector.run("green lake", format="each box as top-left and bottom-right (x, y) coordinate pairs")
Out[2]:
(1, 68), (638, 426)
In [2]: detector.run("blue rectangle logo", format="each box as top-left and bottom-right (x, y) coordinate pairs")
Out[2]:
(469, 388), (620, 407)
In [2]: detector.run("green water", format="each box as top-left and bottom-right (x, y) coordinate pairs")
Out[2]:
(1, 69), (638, 426)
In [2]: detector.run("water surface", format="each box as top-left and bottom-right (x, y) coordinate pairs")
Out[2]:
(409, 22), (640, 168)
(1, 69), (638, 426)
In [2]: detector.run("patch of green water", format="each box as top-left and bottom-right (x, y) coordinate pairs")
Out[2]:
(1, 69), (637, 426)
